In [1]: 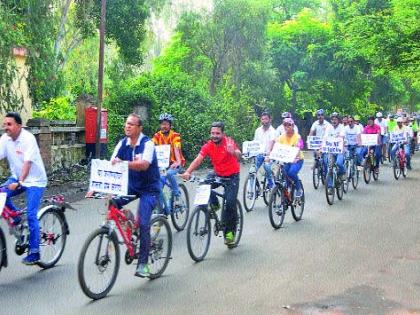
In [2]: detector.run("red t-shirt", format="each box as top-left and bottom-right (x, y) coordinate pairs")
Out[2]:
(199, 137), (240, 177)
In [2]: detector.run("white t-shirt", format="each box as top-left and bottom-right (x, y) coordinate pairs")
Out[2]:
(344, 125), (361, 146)
(310, 120), (331, 138)
(374, 118), (388, 135)
(324, 124), (345, 139)
(0, 129), (47, 187)
(275, 124), (298, 137)
(254, 125), (276, 154)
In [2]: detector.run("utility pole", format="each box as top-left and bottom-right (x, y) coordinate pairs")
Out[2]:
(96, 0), (106, 158)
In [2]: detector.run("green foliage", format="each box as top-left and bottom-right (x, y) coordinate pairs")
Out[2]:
(33, 96), (76, 120)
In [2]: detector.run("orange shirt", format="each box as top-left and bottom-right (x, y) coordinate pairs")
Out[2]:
(152, 130), (186, 166)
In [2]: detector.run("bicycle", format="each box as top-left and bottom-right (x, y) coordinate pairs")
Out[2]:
(392, 142), (408, 180)
(186, 175), (243, 262)
(312, 151), (326, 190)
(363, 146), (379, 184)
(78, 193), (172, 300)
(0, 192), (73, 272)
(242, 155), (270, 212)
(325, 154), (344, 205)
(268, 162), (305, 229)
(343, 148), (360, 192)
(158, 168), (190, 231)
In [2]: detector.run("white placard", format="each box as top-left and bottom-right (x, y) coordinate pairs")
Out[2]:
(156, 145), (171, 169)
(307, 136), (322, 150)
(390, 132), (407, 143)
(360, 134), (378, 146)
(269, 143), (299, 163)
(242, 141), (263, 157)
(321, 137), (344, 154)
(89, 159), (129, 195)
(193, 185), (212, 206)
(0, 192), (7, 216)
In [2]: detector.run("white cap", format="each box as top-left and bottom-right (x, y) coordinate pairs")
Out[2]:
(376, 112), (383, 118)
(396, 117), (403, 123)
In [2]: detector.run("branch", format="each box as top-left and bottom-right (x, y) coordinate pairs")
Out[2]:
(55, 0), (73, 58)
(58, 32), (83, 70)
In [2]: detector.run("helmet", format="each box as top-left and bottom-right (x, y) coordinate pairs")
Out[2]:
(376, 112), (383, 118)
(396, 117), (403, 123)
(281, 111), (292, 119)
(316, 109), (325, 116)
(330, 112), (339, 119)
(159, 113), (174, 123)
(283, 118), (294, 125)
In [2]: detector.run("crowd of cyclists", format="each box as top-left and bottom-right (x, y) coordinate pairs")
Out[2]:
(1, 108), (419, 299)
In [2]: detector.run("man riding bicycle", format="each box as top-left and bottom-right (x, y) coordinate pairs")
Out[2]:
(111, 113), (161, 278)
(390, 117), (412, 170)
(309, 109), (331, 176)
(253, 111), (276, 189)
(152, 113), (186, 208)
(344, 116), (362, 166)
(359, 116), (382, 173)
(374, 112), (388, 160)
(181, 121), (241, 246)
(0, 112), (47, 265)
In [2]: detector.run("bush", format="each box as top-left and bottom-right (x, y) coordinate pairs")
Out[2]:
(33, 96), (76, 121)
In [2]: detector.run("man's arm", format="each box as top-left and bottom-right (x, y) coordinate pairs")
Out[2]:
(181, 154), (205, 180)
(129, 140), (155, 171)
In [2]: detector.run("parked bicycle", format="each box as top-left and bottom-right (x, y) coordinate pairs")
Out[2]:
(268, 162), (305, 229)
(0, 193), (73, 272)
(158, 169), (190, 231)
(186, 175), (243, 262)
(392, 142), (408, 180)
(78, 193), (172, 300)
(363, 146), (379, 184)
(242, 155), (270, 212)
(325, 154), (344, 205)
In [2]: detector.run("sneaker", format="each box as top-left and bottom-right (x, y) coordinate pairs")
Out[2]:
(135, 263), (150, 278)
(22, 252), (40, 265)
(294, 189), (303, 198)
(224, 231), (235, 246)
(374, 167), (379, 174)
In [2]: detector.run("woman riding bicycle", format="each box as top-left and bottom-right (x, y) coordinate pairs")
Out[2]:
(275, 118), (304, 198)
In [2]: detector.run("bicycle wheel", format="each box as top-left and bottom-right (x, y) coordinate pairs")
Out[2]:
(243, 174), (257, 212)
(363, 160), (371, 184)
(149, 215), (172, 279)
(336, 177), (344, 200)
(78, 227), (120, 300)
(402, 159), (408, 178)
(0, 227), (6, 271)
(170, 183), (190, 231)
(186, 206), (211, 262)
(352, 164), (359, 189)
(291, 183), (304, 221)
(262, 177), (270, 205)
(343, 160), (350, 194)
(393, 158), (401, 180)
(372, 166), (379, 181)
(37, 208), (67, 269)
(312, 161), (320, 190)
(268, 186), (286, 229)
(325, 171), (335, 205)
(231, 200), (243, 248)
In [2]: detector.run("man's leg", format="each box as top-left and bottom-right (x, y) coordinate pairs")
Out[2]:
(166, 167), (181, 197)
(222, 175), (240, 240)
(404, 144), (411, 168)
(22, 186), (45, 264)
(374, 145), (382, 168)
(390, 143), (398, 161)
(135, 193), (157, 277)
(262, 161), (274, 188)
(336, 153), (345, 175)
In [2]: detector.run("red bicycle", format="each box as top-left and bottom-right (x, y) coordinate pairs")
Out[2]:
(393, 142), (407, 180)
(0, 193), (73, 272)
(78, 193), (172, 300)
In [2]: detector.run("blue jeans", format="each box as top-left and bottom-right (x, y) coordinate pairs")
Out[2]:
(391, 143), (411, 166)
(313, 151), (328, 177)
(283, 160), (304, 191)
(326, 154), (345, 188)
(114, 192), (158, 264)
(359, 145), (381, 167)
(346, 145), (362, 165)
(159, 166), (182, 213)
(255, 154), (273, 187)
(1, 177), (45, 254)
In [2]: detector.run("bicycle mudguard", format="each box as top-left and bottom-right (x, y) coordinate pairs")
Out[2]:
(0, 228), (8, 268)
(38, 205), (70, 235)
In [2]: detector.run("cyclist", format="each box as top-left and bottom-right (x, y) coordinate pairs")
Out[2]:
(275, 111), (298, 137)
(354, 115), (364, 131)
(359, 116), (382, 174)
(111, 113), (161, 278)
(344, 116), (362, 166)
(0, 112), (47, 265)
(309, 109), (331, 176)
(253, 111), (276, 189)
(342, 115), (349, 127)
(323, 112), (346, 188)
(374, 112), (388, 160)
(181, 121), (241, 246)
(390, 117), (412, 169)
(275, 118), (304, 197)
(152, 113), (186, 208)
(387, 114), (397, 133)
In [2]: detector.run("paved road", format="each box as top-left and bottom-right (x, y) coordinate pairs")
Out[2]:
(1, 154), (420, 314)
